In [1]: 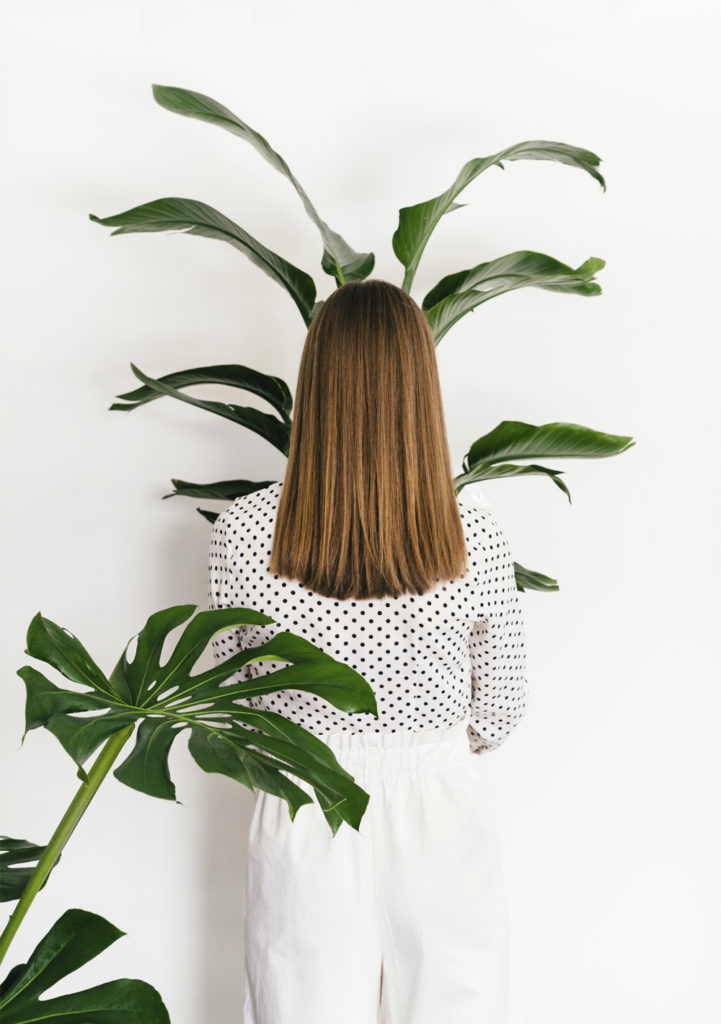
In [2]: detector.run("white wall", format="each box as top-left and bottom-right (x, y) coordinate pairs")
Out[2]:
(1, 1), (719, 1021)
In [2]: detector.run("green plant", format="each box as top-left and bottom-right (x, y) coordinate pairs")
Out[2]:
(89, 83), (634, 594)
(1, 754), (170, 1021)
(0, 908), (170, 1023)
(1, 603), (377, 979)
(0, 838), (58, 904)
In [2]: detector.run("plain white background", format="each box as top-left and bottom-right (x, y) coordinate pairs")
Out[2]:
(1, 1), (719, 1021)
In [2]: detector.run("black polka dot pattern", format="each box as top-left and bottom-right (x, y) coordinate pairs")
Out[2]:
(207, 480), (528, 754)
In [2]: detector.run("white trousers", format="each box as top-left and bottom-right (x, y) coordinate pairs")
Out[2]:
(243, 713), (513, 1024)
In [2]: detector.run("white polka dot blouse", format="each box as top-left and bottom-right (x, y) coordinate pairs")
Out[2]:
(207, 480), (528, 755)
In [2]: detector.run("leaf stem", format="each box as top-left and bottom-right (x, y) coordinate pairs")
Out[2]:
(0, 723), (135, 967)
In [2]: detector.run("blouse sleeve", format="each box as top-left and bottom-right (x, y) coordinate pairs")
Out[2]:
(207, 506), (254, 686)
(466, 508), (529, 755)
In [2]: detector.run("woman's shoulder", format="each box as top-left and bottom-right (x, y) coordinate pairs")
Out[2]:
(456, 488), (511, 566)
(231, 479), (283, 509)
(456, 487), (497, 535)
(456, 485), (493, 514)
(213, 480), (282, 532)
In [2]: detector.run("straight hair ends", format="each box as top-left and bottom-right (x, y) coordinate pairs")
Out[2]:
(268, 279), (469, 601)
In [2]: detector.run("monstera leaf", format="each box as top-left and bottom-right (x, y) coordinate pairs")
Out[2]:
(0, 838), (59, 904)
(393, 139), (606, 290)
(151, 83), (375, 287)
(0, 908), (170, 1023)
(18, 606), (379, 835)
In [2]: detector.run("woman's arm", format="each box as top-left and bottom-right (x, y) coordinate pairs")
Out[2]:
(207, 506), (254, 684)
(466, 509), (529, 755)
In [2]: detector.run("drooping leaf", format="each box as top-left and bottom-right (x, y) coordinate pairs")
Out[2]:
(196, 507), (225, 525)
(112, 719), (179, 801)
(455, 420), (634, 511)
(152, 84), (375, 286)
(110, 363), (293, 424)
(455, 420), (633, 593)
(120, 363), (291, 455)
(0, 908), (170, 1023)
(163, 478), (279, 502)
(423, 251), (605, 343)
(0, 838), (60, 904)
(513, 563), (559, 593)
(187, 725), (315, 818)
(393, 140), (606, 290)
(455, 462), (571, 502)
(89, 197), (317, 325)
(18, 606), (379, 834)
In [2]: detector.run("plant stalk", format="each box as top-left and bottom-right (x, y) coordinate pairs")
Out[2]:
(0, 724), (135, 966)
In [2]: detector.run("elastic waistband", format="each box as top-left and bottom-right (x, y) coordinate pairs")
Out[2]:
(323, 713), (471, 778)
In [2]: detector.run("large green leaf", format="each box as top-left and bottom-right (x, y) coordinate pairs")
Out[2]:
(18, 606), (379, 834)
(0, 908), (170, 1023)
(423, 251), (605, 343)
(108, 363), (291, 496)
(455, 420), (634, 502)
(455, 420), (633, 593)
(152, 84), (375, 287)
(89, 197), (317, 325)
(119, 363), (291, 455)
(163, 478), (279, 502)
(110, 363), (292, 423)
(0, 838), (59, 904)
(393, 140), (605, 290)
(462, 420), (635, 475)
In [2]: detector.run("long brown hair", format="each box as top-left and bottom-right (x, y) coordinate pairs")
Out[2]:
(268, 278), (468, 600)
